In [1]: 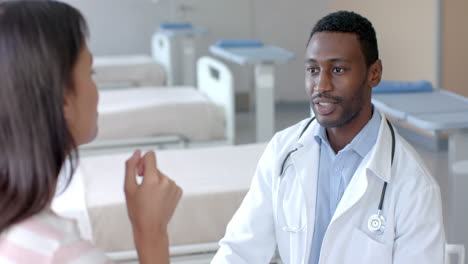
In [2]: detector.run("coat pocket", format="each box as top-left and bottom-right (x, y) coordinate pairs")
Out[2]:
(344, 228), (393, 264)
(278, 174), (307, 233)
(276, 175), (308, 264)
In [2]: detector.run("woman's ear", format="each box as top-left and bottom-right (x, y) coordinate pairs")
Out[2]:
(368, 59), (383, 88)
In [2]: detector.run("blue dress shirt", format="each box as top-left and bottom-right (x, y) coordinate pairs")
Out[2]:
(309, 110), (381, 264)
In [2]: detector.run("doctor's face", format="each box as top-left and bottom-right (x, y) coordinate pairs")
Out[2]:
(305, 32), (378, 128)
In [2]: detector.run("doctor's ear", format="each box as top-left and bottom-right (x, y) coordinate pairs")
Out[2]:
(367, 59), (382, 88)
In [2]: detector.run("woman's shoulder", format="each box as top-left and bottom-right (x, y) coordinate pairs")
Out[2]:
(0, 210), (111, 263)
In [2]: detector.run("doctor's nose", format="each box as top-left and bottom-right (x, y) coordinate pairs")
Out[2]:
(314, 73), (333, 93)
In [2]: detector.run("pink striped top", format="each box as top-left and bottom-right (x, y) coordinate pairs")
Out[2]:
(0, 209), (113, 264)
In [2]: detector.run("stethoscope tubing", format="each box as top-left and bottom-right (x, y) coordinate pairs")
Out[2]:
(279, 116), (396, 234)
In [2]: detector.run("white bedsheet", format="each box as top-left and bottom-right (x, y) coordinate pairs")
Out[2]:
(96, 87), (226, 142)
(93, 55), (166, 87)
(78, 143), (267, 252)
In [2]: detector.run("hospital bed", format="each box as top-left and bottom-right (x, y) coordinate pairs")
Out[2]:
(53, 142), (270, 263)
(93, 22), (205, 89)
(82, 56), (236, 152)
(372, 80), (468, 264)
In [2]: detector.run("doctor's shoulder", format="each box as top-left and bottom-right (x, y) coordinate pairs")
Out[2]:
(270, 117), (314, 148)
(390, 133), (440, 190)
(386, 133), (444, 224)
(385, 133), (446, 260)
(255, 118), (314, 178)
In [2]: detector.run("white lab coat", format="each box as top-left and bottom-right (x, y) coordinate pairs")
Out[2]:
(212, 110), (445, 264)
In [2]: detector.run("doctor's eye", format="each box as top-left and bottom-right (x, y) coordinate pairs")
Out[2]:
(307, 67), (319, 74)
(332, 67), (346, 73)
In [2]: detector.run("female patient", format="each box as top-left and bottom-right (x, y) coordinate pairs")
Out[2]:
(0, 1), (182, 263)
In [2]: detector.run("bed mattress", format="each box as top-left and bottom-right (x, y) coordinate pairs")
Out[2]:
(96, 87), (226, 142)
(93, 55), (166, 87)
(79, 143), (267, 252)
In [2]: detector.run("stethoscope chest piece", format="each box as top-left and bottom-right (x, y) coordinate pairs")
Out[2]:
(368, 210), (386, 235)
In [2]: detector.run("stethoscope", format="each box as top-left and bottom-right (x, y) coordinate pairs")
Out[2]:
(279, 116), (396, 235)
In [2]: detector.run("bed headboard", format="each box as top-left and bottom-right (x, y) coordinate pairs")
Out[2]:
(197, 56), (235, 144)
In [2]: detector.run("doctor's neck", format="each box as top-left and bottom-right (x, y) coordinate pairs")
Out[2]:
(325, 106), (373, 153)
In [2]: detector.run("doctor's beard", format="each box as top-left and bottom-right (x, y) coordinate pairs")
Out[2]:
(309, 92), (363, 128)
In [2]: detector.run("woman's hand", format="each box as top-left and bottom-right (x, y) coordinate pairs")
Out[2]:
(124, 150), (183, 264)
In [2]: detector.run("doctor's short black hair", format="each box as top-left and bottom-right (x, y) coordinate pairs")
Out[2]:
(307, 10), (379, 67)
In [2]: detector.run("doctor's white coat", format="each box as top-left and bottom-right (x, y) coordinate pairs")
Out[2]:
(212, 111), (445, 264)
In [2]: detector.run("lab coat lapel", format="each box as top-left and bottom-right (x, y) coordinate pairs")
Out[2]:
(330, 156), (369, 223)
(290, 123), (320, 262)
(330, 111), (392, 223)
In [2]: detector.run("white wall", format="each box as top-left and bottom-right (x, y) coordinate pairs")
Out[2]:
(442, 0), (468, 97)
(65, 0), (329, 103)
(252, 0), (329, 101)
(330, 0), (439, 86)
(65, 0), (255, 56)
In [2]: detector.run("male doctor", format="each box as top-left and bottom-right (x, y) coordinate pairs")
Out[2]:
(212, 11), (445, 264)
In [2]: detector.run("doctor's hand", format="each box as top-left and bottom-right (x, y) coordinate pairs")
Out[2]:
(124, 150), (183, 264)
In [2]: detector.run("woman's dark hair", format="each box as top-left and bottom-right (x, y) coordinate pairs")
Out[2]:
(307, 10), (379, 67)
(0, 0), (89, 233)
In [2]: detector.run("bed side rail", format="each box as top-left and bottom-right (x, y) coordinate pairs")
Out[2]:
(197, 56), (235, 145)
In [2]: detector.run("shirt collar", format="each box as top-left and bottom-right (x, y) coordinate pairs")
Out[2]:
(313, 106), (381, 157)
